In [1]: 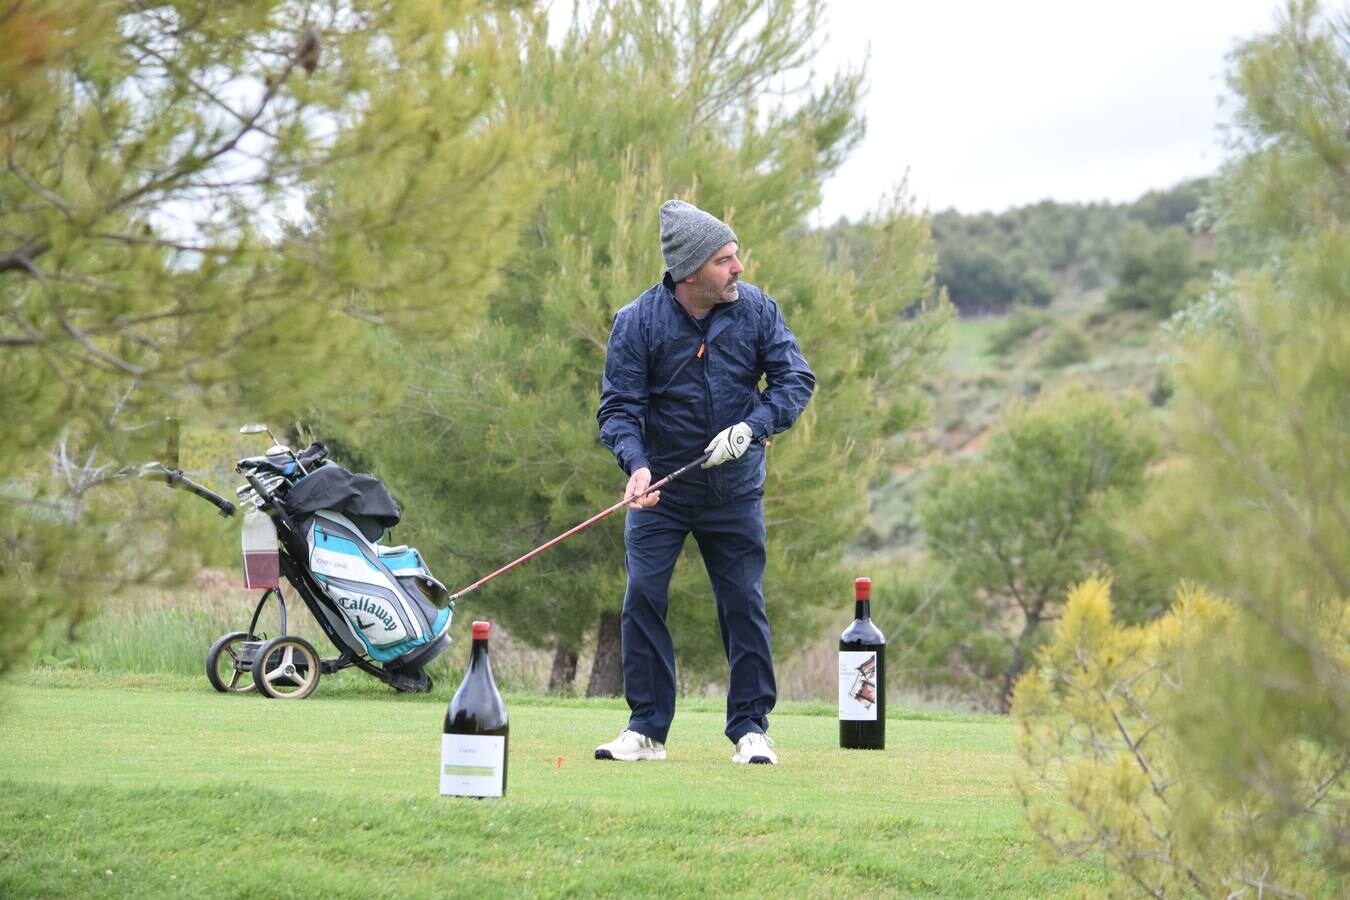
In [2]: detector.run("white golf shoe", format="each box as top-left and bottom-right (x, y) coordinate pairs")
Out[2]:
(594, 729), (667, 761)
(731, 731), (777, 765)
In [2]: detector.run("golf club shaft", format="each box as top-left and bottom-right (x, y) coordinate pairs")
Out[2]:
(447, 450), (713, 603)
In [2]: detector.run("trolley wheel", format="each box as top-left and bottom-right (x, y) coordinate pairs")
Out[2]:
(251, 636), (321, 700)
(206, 631), (259, 694)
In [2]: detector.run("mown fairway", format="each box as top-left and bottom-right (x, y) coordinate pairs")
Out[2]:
(0, 672), (1103, 897)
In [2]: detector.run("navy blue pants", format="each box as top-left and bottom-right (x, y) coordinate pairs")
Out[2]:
(620, 495), (776, 744)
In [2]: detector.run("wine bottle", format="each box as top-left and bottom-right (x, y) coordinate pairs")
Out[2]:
(839, 577), (886, 750)
(441, 621), (509, 797)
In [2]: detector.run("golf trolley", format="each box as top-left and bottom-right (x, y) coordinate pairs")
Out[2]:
(138, 423), (452, 700)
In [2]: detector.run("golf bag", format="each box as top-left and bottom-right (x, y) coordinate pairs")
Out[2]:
(143, 430), (453, 698)
(284, 463), (452, 668)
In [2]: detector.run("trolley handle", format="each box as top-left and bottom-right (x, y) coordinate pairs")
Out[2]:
(131, 462), (236, 517)
(178, 473), (237, 517)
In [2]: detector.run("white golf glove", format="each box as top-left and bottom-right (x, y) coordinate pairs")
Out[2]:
(702, 422), (753, 469)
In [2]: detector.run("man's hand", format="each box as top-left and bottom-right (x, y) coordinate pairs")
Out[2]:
(624, 467), (660, 510)
(702, 422), (753, 469)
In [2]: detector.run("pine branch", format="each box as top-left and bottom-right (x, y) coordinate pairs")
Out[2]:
(0, 238), (51, 275)
(107, 32), (306, 217)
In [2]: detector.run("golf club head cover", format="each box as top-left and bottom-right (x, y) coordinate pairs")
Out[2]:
(702, 422), (753, 469)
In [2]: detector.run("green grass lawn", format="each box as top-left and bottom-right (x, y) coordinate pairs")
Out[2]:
(946, 315), (1003, 375)
(0, 671), (1105, 898)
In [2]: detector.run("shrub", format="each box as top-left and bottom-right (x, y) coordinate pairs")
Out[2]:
(987, 309), (1051, 358)
(1015, 578), (1345, 896)
(1035, 323), (1091, 368)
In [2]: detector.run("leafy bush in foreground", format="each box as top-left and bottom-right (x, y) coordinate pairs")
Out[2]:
(1015, 578), (1345, 896)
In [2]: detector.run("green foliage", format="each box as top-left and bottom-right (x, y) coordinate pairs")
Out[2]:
(1021, 2), (1350, 889)
(1015, 266), (1057, 307)
(1135, 1), (1350, 878)
(1127, 179), (1206, 229)
(928, 239), (1057, 312)
(0, 3), (546, 678)
(1145, 282), (1350, 617)
(1015, 578), (1345, 896)
(1203, 0), (1350, 267)
(919, 383), (1158, 707)
(1107, 223), (1207, 317)
(926, 184), (1204, 314)
(986, 308), (1052, 358)
(931, 240), (1023, 312)
(356, 0), (950, 688)
(1034, 322), (1091, 369)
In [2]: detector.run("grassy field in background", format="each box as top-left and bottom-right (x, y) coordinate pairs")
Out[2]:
(30, 580), (991, 712)
(28, 581), (560, 697)
(0, 670), (1107, 897)
(945, 316), (1001, 375)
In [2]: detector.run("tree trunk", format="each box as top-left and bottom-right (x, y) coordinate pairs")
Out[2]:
(999, 612), (1042, 712)
(999, 648), (1024, 714)
(586, 609), (624, 698)
(548, 644), (578, 694)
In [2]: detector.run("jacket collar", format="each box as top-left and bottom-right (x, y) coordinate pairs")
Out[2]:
(660, 274), (742, 341)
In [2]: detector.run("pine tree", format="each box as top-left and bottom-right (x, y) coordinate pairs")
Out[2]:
(0, 2), (546, 678)
(1129, 0), (1349, 878)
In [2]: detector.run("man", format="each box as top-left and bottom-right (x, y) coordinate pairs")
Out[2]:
(594, 199), (815, 766)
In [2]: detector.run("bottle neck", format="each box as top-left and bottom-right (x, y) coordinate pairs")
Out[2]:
(854, 599), (871, 620)
(469, 638), (490, 667)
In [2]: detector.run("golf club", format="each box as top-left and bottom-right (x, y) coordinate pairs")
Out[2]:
(446, 449), (715, 603)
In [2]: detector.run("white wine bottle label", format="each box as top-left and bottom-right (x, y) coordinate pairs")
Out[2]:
(440, 734), (505, 797)
(839, 651), (880, 721)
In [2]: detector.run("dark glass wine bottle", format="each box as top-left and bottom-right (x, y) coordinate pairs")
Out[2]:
(441, 621), (509, 797)
(839, 577), (886, 750)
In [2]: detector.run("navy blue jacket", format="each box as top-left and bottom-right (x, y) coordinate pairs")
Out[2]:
(598, 277), (815, 505)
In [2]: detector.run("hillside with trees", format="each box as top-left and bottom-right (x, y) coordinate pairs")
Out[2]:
(932, 181), (1209, 315)
(837, 181), (1212, 562)
(814, 41), (1330, 718)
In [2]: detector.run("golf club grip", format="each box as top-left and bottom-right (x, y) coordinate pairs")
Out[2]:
(642, 449), (715, 494)
(446, 450), (714, 603)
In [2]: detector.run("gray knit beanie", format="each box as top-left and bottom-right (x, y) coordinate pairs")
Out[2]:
(659, 200), (737, 282)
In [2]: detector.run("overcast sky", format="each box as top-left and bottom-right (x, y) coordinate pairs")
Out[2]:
(811, 0), (1283, 221)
